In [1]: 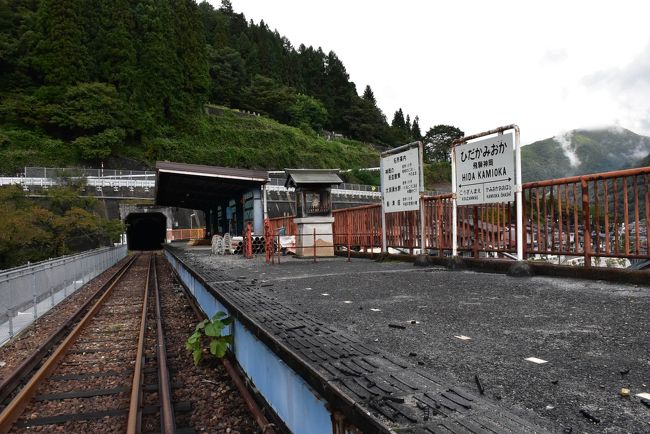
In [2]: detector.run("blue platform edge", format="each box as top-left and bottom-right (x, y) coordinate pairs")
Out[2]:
(165, 251), (336, 434)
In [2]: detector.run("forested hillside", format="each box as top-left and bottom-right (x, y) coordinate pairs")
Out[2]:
(0, 186), (122, 268)
(521, 128), (650, 182)
(0, 0), (426, 174)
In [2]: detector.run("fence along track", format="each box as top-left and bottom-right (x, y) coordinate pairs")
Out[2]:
(0, 254), (152, 433)
(269, 166), (650, 263)
(0, 254), (137, 405)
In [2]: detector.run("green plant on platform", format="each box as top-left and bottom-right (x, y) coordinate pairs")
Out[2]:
(186, 312), (233, 366)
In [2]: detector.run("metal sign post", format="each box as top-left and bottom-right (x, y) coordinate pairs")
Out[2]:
(514, 127), (523, 261)
(418, 142), (425, 254)
(451, 146), (458, 256)
(380, 157), (387, 252)
(451, 125), (523, 260)
(380, 142), (423, 254)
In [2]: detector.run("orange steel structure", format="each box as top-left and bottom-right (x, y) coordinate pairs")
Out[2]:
(268, 167), (650, 265)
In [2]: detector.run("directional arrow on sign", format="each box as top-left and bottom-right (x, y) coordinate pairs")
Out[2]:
(458, 177), (512, 188)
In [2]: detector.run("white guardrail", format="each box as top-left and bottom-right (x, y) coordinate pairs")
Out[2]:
(0, 245), (128, 346)
(1, 168), (384, 198)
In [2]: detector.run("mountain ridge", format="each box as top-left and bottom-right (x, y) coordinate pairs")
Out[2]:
(521, 127), (650, 182)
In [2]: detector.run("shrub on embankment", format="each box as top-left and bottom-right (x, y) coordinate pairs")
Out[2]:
(0, 186), (123, 269)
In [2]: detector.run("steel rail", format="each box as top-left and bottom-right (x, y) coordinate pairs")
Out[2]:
(0, 254), (137, 405)
(0, 254), (141, 434)
(127, 254), (152, 434)
(152, 255), (177, 433)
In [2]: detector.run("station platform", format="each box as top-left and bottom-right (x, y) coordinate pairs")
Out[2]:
(163, 244), (595, 433)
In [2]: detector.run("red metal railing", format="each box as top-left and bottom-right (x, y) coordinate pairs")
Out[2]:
(268, 167), (650, 265)
(523, 167), (649, 263)
(166, 228), (206, 241)
(333, 204), (382, 252)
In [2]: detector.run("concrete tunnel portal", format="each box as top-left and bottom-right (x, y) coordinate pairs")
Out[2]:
(126, 212), (167, 250)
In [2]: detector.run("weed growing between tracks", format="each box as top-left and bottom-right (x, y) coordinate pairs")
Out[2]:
(186, 312), (233, 366)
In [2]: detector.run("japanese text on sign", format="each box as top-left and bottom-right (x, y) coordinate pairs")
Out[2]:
(454, 133), (515, 205)
(381, 147), (420, 212)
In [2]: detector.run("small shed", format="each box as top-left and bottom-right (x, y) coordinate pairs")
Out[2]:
(284, 169), (342, 218)
(284, 169), (342, 257)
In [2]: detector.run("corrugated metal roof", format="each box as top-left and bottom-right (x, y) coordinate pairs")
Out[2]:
(156, 161), (269, 182)
(284, 169), (342, 187)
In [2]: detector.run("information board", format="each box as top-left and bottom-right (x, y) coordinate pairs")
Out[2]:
(381, 146), (420, 212)
(454, 133), (515, 205)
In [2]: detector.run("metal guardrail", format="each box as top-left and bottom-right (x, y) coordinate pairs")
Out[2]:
(23, 167), (156, 180)
(0, 245), (128, 344)
(271, 166), (650, 266)
(3, 167), (382, 198)
(0, 177), (155, 189)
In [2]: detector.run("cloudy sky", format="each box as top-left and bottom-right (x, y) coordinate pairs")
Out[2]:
(210, 0), (650, 144)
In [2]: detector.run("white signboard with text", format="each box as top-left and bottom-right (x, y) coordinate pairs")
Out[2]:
(455, 133), (514, 205)
(381, 147), (420, 213)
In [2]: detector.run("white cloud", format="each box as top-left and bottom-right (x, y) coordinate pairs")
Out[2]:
(553, 131), (580, 167)
(211, 0), (650, 143)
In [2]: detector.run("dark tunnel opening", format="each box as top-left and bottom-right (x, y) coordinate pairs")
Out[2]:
(126, 212), (166, 251)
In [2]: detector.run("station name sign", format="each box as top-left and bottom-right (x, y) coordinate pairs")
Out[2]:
(454, 133), (514, 205)
(381, 147), (420, 213)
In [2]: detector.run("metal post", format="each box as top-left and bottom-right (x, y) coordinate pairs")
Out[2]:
(451, 145), (458, 256)
(262, 184), (268, 220)
(347, 220), (351, 262)
(582, 178), (591, 267)
(63, 260), (68, 297)
(32, 273), (38, 319)
(419, 142), (426, 254)
(514, 126), (524, 261)
(8, 309), (13, 338)
(313, 228), (316, 263)
(473, 206), (479, 258)
(380, 158), (387, 253)
(49, 264), (54, 307)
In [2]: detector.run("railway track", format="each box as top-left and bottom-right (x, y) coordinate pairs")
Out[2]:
(0, 253), (188, 433)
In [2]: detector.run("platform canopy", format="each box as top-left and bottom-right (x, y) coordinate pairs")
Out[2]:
(155, 161), (269, 209)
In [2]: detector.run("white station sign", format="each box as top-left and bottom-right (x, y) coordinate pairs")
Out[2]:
(381, 147), (420, 212)
(454, 133), (515, 205)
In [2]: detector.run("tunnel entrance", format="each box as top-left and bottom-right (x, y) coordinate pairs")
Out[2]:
(126, 212), (166, 250)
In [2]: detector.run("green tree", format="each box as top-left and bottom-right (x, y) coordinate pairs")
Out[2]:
(171, 0), (209, 116)
(323, 51), (356, 133)
(219, 0), (233, 14)
(33, 0), (89, 85)
(242, 74), (294, 122)
(90, 0), (136, 92)
(424, 124), (464, 163)
(207, 46), (247, 106)
(412, 116), (422, 140)
(391, 108), (405, 130)
(287, 94), (328, 132)
(362, 85), (376, 104)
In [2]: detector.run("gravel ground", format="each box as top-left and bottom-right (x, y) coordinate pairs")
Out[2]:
(190, 249), (650, 433)
(156, 255), (261, 434)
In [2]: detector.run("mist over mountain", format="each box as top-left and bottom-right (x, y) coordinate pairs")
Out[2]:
(521, 127), (650, 182)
